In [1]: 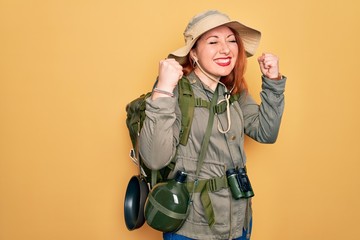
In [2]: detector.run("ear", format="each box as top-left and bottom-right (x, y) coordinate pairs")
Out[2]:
(190, 49), (198, 62)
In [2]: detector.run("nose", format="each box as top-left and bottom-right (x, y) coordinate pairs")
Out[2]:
(219, 42), (230, 55)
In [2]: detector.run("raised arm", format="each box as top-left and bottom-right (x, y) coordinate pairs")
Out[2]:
(241, 53), (286, 143)
(139, 59), (183, 170)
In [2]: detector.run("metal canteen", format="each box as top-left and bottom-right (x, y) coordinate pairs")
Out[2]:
(124, 175), (149, 230)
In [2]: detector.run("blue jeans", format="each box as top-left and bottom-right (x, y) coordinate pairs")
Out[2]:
(163, 219), (252, 240)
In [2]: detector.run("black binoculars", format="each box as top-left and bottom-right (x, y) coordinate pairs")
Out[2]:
(226, 167), (254, 199)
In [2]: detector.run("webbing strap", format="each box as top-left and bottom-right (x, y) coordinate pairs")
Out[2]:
(201, 188), (215, 226)
(189, 86), (219, 228)
(178, 78), (195, 146)
(194, 89), (218, 177)
(195, 94), (240, 114)
(151, 170), (157, 188)
(179, 78), (240, 146)
(187, 175), (228, 228)
(215, 93), (240, 114)
(186, 175), (228, 193)
(147, 194), (188, 221)
(195, 98), (210, 108)
(178, 82), (240, 227)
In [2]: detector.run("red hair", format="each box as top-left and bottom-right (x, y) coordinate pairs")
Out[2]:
(182, 28), (248, 95)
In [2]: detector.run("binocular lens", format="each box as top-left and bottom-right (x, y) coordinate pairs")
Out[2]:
(226, 168), (254, 200)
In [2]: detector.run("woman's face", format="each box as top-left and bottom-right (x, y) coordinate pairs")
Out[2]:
(191, 25), (238, 78)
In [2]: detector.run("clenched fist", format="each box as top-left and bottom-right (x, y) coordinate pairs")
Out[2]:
(156, 58), (183, 92)
(257, 53), (281, 80)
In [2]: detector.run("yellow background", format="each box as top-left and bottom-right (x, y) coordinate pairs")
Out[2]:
(1, 0), (359, 239)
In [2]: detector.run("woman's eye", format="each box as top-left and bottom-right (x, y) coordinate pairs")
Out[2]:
(209, 41), (217, 44)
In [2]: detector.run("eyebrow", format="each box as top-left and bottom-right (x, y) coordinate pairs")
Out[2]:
(205, 34), (235, 40)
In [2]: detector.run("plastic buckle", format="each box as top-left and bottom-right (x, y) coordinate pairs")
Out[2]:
(208, 178), (217, 192)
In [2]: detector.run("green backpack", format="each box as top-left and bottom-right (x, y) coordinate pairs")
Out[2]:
(125, 77), (240, 188)
(125, 77), (196, 188)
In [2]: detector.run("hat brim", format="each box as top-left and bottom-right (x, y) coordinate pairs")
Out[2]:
(169, 21), (261, 64)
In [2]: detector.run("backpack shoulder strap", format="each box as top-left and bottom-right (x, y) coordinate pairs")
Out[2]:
(178, 77), (195, 146)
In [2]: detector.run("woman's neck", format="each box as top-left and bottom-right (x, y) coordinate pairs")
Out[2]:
(193, 67), (220, 91)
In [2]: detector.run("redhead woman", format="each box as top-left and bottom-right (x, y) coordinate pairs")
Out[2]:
(140, 10), (286, 240)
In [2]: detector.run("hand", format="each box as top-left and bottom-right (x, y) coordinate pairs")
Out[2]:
(257, 53), (280, 79)
(156, 58), (183, 92)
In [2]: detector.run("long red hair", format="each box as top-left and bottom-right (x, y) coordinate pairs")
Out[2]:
(182, 27), (248, 95)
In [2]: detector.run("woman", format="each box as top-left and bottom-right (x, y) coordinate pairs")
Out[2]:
(140, 10), (286, 240)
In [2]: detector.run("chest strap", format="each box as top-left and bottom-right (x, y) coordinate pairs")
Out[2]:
(194, 93), (240, 114)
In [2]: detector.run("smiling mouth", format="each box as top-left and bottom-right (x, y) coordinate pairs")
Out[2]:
(214, 58), (231, 66)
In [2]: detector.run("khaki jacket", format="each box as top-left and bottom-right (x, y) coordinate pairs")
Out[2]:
(140, 71), (286, 239)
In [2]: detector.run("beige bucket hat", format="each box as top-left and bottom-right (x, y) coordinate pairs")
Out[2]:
(169, 10), (261, 64)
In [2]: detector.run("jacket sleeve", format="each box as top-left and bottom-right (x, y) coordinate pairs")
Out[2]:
(240, 75), (287, 143)
(139, 94), (181, 170)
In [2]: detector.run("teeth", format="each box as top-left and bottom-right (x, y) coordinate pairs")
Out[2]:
(215, 58), (230, 64)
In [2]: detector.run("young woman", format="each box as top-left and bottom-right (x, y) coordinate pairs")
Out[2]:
(140, 10), (286, 240)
